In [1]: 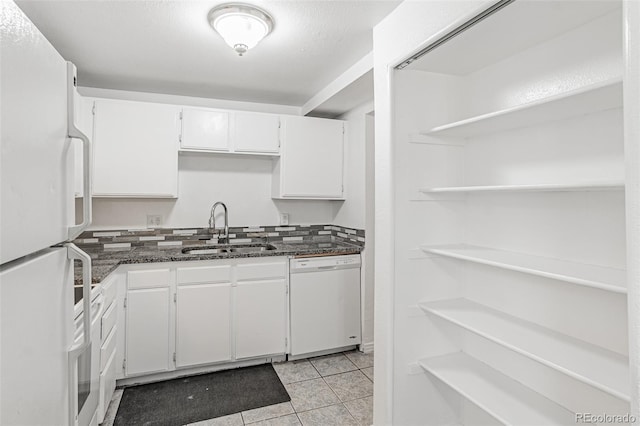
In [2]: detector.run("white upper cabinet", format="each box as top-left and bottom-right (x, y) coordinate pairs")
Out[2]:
(93, 99), (179, 198)
(179, 108), (280, 155)
(231, 112), (280, 154)
(180, 108), (230, 152)
(273, 116), (345, 199)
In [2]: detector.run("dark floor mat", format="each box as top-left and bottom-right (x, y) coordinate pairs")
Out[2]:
(114, 364), (290, 426)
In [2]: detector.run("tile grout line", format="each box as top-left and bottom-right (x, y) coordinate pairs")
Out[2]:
(343, 395), (374, 426)
(282, 359), (343, 417)
(242, 402), (296, 425)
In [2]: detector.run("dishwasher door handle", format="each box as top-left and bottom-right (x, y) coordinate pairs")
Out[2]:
(317, 265), (338, 270)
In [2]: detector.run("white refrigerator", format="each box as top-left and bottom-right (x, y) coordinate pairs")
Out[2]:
(0, 1), (95, 425)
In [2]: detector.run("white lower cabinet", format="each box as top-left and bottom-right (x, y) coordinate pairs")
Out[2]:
(120, 258), (288, 380)
(176, 283), (232, 367)
(236, 279), (287, 359)
(125, 287), (171, 376)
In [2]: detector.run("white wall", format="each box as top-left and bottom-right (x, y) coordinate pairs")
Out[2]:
(364, 113), (375, 350)
(334, 101), (372, 229)
(84, 154), (339, 229)
(334, 101), (375, 351)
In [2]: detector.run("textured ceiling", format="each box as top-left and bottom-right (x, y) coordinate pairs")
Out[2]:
(16, 0), (400, 106)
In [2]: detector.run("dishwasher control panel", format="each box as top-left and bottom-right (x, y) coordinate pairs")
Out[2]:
(290, 254), (361, 272)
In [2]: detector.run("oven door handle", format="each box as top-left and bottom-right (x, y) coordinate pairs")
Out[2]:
(67, 243), (92, 353)
(66, 243), (92, 426)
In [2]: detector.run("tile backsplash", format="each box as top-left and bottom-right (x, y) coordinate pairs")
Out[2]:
(76, 224), (365, 248)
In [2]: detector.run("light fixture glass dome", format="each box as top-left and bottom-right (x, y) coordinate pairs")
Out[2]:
(209, 4), (274, 56)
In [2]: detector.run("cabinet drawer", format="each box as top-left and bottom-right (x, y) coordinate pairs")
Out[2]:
(100, 325), (117, 372)
(236, 262), (287, 281)
(177, 265), (231, 284)
(101, 302), (117, 341)
(128, 269), (170, 289)
(101, 276), (117, 308)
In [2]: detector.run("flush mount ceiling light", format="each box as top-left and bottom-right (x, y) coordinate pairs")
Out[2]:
(208, 3), (274, 56)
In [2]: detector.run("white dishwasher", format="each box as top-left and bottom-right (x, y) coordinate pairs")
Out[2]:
(289, 254), (361, 358)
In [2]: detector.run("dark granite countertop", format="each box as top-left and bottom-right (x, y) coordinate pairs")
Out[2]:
(74, 238), (362, 285)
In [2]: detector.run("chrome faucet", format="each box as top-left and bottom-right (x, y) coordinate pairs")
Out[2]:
(209, 202), (229, 244)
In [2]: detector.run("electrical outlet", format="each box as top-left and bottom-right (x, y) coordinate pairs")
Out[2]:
(147, 214), (162, 228)
(279, 213), (289, 226)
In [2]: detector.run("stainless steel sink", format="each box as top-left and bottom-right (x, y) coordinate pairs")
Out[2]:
(183, 248), (228, 255)
(182, 244), (276, 255)
(227, 245), (276, 253)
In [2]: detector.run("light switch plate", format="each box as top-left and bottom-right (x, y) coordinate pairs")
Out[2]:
(279, 213), (289, 226)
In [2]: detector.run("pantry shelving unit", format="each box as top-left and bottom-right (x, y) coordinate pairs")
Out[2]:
(389, 1), (632, 424)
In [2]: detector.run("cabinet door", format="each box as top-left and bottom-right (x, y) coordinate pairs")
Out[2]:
(235, 279), (286, 359)
(93, 99), (179, 197)
(232, 112), (280, 153)
(176, 283), (232, 367)
(279, 116), (344, 198)
(181, 108), (229, 151)
(125, 287), (171, 376)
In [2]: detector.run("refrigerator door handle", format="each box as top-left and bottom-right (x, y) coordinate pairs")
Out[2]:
(67, 62), (92, 241)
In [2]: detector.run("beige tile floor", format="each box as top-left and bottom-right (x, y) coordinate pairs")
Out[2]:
(103, 350), (374, 426)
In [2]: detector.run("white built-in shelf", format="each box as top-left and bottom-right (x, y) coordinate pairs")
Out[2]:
(420, 244), (626, 294)
(419, 298), (630, 401)
(418, 352), (576, 425)
(420, 181), (624, 194)
(422, 79), (622, 138)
